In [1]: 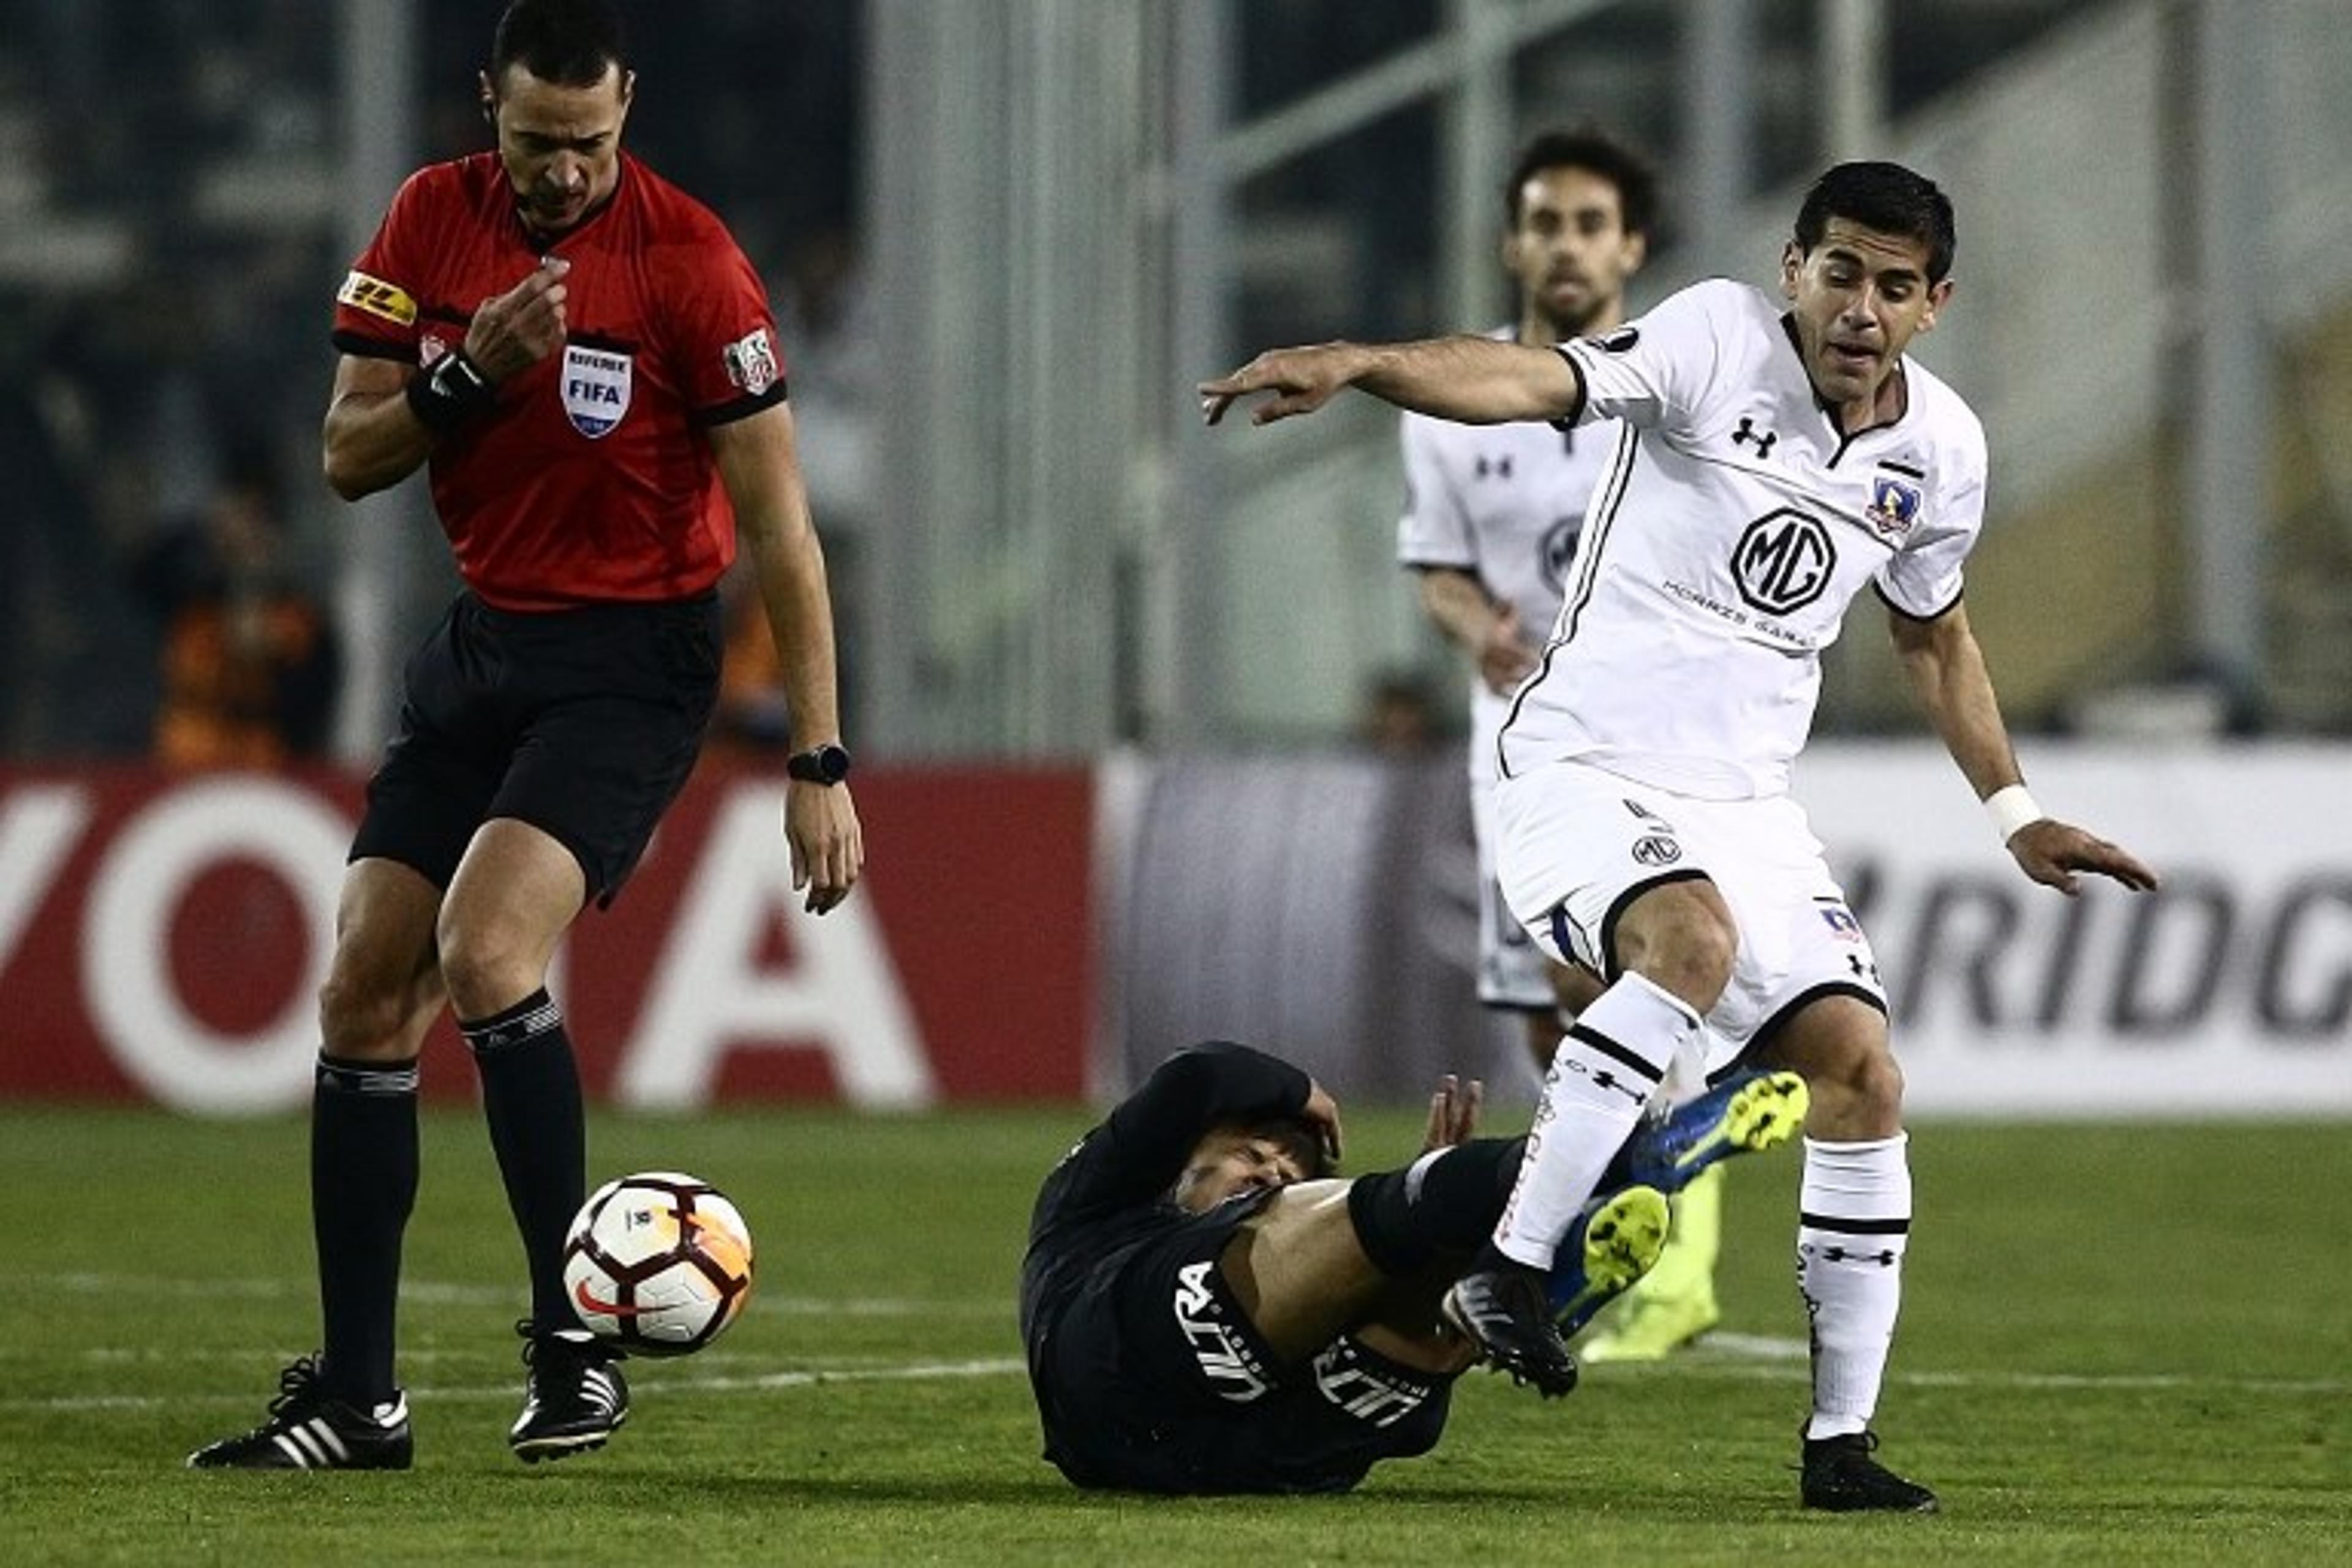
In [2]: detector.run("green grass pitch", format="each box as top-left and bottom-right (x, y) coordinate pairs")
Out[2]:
(2, 1104), (2346, 1565)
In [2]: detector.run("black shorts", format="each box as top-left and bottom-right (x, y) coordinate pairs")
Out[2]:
(1030, 1195), (1453, 1494)
(352, 589), (721, 904)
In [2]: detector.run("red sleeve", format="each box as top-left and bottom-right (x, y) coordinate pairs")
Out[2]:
(660, 216), (790, 427)
(331, 170), (435, 363)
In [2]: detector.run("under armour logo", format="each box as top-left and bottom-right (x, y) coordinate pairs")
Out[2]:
(1822, 1245), (1900, 1267)
(1732, 417), (1777, 459)
(1474, 454), (1513, 480)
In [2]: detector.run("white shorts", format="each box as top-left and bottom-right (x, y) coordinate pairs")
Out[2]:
(1494, 758), (1884, 1072)
(1471, 771), (1562, 1012)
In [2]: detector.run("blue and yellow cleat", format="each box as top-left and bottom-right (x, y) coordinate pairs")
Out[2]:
(1578, 1163), (1725, 1361)
(1605, 1068), (1809, 1196)
(1545, 1184), (1671, 1339)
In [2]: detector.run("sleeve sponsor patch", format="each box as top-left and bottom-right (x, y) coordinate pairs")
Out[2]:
(336, 270), (418, 327)
(720, 327), (780, 396)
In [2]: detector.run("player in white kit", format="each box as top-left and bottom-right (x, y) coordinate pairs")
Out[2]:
(1204, 162), (2158, 1513)
(1394, 129), (1730, 1365)
(1397, 127), (1651, 1071)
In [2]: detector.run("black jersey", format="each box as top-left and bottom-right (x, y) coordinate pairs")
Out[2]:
(1020, 1040), (1311, 1348)
(1019, 1043), (1452, 1494)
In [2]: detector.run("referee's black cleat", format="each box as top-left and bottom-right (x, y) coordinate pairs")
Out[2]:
(1442, 1248), (1579, 1398)
(186, 1355), (412, 1470)
(510, 1322), (629, 1463)
(1800, 1429), (1940, 1513)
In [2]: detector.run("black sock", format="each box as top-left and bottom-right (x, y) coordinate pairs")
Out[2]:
(313, 1054), (420, 1405)
(1345, 1136), (1526, 1276)
(460, 989), (584, 1336)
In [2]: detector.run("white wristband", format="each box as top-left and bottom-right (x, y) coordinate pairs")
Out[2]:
(1983, 785), (2043, 844)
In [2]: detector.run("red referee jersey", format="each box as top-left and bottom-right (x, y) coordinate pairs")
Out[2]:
(331, 151), (788, 609)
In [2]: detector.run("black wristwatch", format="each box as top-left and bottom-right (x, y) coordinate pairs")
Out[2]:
(785, 743), (852, 785)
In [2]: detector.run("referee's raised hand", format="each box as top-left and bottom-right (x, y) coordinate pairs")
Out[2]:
(462, 255), (571, 382)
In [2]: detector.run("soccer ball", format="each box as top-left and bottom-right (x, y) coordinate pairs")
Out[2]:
(562, 1171), (755, 1356)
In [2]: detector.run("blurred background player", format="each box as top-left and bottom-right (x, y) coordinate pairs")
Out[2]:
(1393, 127), (1721, 1365)
(188, 0), (863, 1471)
(1202, 159), (2159, 1512)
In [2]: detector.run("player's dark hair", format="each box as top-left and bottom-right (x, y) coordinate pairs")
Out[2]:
(1794, 160), (1957, 283)
(490, 0), (628, 88)
(1503, 127), (1658, 238)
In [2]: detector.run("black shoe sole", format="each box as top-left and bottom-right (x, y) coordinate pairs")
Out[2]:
(1440, 1288), (1578, 1399)
(511, 1414), (628, 1464)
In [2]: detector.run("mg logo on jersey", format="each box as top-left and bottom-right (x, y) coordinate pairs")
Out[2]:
(1630, 834), (1681, 867)
(1732, 508), (1836, 616)
(562, 345), (633, 439)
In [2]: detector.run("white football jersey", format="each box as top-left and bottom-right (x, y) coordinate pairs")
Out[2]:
(1396, 329), (1626, 783)
(1498, 279), (1988, 799)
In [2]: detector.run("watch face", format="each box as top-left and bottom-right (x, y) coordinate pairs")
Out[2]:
(792, 744), (850, 783)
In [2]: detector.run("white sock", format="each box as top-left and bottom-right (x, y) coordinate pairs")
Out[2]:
(1796, 1133), (1912, 1439)
(1493, 972), (1697, 1268)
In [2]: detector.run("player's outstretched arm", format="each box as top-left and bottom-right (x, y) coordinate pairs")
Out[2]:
(1199, 334), (1579, 429)
(1890, 600), (2159, 897)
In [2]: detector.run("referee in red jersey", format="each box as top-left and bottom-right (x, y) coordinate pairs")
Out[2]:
(190, 0), (862, 1471)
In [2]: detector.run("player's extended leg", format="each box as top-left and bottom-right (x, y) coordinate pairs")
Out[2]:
(1551, 1061), (1807, 1344)
(1216, 1125), (1566, 1368)
(1444, 878), (1735, 1395)
(1577, 1042), (1790, 1360)
(1579, 1027), (1735, 1361)
(1757, 992), (1937, 1513)
(437, 816), (626, 1463)
(187, 858), (447, 1469)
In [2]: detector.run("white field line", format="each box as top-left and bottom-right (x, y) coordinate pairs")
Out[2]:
(10, 1335), (2352, 1414)
(6, 1358), (1030, 1413)
(10, 1275), (2351, 1410)
(14, 1270), (1002, 1315)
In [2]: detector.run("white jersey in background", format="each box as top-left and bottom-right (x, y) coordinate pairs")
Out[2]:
(1398, 330), (1626, 1014)
(1501, 279), (1988, 800)
(1395, 329), (1626, 788)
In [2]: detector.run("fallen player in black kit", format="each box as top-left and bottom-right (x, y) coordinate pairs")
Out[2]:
(1018, 1041), (1806, 1494)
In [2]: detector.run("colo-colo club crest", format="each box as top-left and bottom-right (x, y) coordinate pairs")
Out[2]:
(562, 345), (633, 438)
